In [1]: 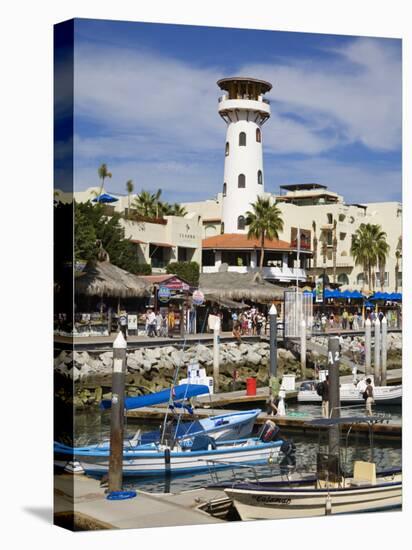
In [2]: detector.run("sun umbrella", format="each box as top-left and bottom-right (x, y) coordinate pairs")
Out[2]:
(92, 192), (119, 203)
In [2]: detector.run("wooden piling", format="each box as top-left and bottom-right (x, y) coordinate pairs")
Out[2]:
(213, 318), (220, 393)
(327, 336), (341, 457)
(365, 318), (371, 375)
(374, 317), (381, 386)
(108, 331), (127, 493)
(300, 318), (306, 379)
(381, 316), (387, 386)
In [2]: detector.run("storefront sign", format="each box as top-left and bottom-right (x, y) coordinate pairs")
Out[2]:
(315, 276), (324, 303)
(158, 286), (171, 303)
(192, 289), (205, 306)
(127, 314), (138, 330)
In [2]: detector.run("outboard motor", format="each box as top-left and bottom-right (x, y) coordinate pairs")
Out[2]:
(260, 420), (281, 442)
(279, 439), (297, 475)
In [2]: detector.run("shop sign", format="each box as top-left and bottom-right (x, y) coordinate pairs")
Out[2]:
(192, 289), (205, 306)
(127, 314), (138, 330)
(315, 276), (324, 303)
(158, 286), (171, 303)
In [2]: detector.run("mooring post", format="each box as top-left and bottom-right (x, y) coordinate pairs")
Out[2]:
(381, 316), (387, 386)
(364, 318), (371, 376)
(108, 331), (127, 493)
(269, 304), (278, 378)
(327, 336), (341, 457)
(213, 318), (220, 393)
(374, 317), (381, 386)
(300, 318), (306, 379)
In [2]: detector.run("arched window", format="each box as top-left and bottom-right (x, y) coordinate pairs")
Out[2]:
(225, 142), (229, 156)
(357, 273), (365, 285)
(223, 182), (227, 197)
(239, 132), (246, 146)
(337, 273), (349, 285)
(238, 174), (246, 188)
(257, 170), (263, 185)
(237, 215), (246, 230)
(256, 128), (261, 142)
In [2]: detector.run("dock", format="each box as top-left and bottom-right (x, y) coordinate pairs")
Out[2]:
(126, 404), (401, 439)
(54, 473), (225, 530)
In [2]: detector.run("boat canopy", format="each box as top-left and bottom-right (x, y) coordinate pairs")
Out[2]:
(100, 383), (210, 411)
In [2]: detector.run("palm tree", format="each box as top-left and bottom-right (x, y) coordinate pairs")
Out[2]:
(245, 197), (284, 269)
(350, 224), (389, 292)
(97, 163), (112, 198)
(394, 236), (402, 293)
(132, 189), (162, 218)
(169, 203), (187, 217)
(332, 220), (338, 284)
(312, 221), (318, 269)
(126, 180), (134, 218)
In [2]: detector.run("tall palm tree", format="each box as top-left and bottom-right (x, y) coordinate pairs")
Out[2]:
(332, 220), (338, 284)
(395, 249), (401, 293)
(97, 163), (112, 198)
(350, 223), (389, 292)
(126, 180), (134, 218)
(169, 203), (187, 217)
(245, 197), (284, 269)
(312, 221), (318, 269)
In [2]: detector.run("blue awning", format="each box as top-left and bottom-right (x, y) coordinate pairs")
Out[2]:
(92, 193), (119, 203)
(100, 383), (210, 411)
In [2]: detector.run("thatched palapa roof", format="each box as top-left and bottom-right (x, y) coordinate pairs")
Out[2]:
(75, 261), (151, 298)
(199, 271), (285, 302)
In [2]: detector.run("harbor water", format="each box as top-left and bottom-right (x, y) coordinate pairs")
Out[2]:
(72, 403), (401, 494)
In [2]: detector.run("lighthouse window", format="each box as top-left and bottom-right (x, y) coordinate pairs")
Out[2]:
(223, 183), (227, 197)
(238, 174), (246, 188)
(256, 128), (261, 142)
(225, 142), (229, 156)
(257, 170), (263, 185)
(239, 132), (246, 146)
(237, 216), (246, 230)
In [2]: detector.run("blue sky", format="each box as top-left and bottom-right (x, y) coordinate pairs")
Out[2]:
(61, 19), (401, 203)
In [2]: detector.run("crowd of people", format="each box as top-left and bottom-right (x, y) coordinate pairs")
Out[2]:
(231, 307), (268, 342)
(313, 308), (398, 332)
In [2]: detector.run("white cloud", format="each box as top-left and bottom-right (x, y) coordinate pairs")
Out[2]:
(73, 36), (401, 202)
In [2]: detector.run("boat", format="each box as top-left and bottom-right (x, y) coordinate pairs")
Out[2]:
(224, 416), (402, 520)
(298, 380), (402, 405)
(54, 384), (260, 461)
(60, 436), (284, 477)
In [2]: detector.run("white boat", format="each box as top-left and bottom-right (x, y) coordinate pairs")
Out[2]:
(225, 416), (402, 520)
(298, 381), (402, 405)
(66, 436), (284, 477)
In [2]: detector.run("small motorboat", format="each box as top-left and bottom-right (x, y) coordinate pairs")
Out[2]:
(63, 435), (285, 477)
(225, 416), (402, 520)
(298, 380), (402, 405)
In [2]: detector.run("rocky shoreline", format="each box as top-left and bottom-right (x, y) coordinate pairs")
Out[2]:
(54, 334), (402, 407)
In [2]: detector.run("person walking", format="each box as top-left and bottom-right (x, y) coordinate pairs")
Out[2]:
(320, 375), (330, 418)
(364, 378), (374, 416)
(342, 309), (348, 330)
(147, 309), (156, 337)
(348, 311), (354, 330)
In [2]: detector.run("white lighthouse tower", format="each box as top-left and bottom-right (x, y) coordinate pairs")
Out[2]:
(217, 77), (272, 234)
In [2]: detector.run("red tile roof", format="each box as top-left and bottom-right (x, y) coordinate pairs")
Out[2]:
(202, 233), (293, 251)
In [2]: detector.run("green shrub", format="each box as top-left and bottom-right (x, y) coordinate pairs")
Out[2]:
(166, 261), (199, 285)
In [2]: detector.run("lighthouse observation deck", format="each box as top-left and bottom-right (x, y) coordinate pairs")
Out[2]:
(217, 77), (272, 124)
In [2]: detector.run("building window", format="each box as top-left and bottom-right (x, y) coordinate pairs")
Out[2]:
(239, 132), (246, 146)
(327, 213), (333, 224)
(237, 215), (246, 230)
(376, 272), (389, 288)
(256, 128), (261, 142)
(339, 232), (346, 241)
(238, 174), (246, 188)
(357, 273), (365, 285)
(257, 170), (263, 185)
(326, 230), (333, 246)
(223, 182), (227, 197)
(225, 142), (229, 156)
(337, 273), (349, 285)
(221, 222), (225, 234)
